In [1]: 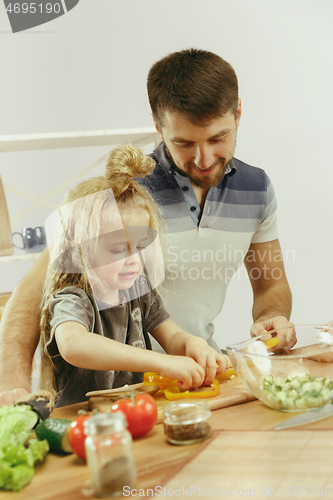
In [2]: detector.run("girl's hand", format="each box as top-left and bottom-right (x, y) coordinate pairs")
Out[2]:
(158, 355), (205, 391)
(184, 337), (231, 386)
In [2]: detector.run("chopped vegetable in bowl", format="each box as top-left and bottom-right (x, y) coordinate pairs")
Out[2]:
(260, 373), (333, 410)
(227, 324), (333, 411)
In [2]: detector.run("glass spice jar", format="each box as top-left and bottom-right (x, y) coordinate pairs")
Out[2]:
(163, 400), (212, 445)
(84, 413), (136, 497)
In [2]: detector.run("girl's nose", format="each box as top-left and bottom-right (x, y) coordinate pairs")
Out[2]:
(125, 249), (142, 264)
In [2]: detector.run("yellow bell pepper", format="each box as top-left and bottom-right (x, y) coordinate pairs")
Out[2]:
(264, 337), (279, 349)
(217, 338), (279, 380)
(143, 372), (174, 390)
(216, 367), (237, 379)
(164, 378), (220, 400)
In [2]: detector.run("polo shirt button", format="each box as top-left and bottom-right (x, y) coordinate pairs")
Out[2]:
(190, 206), (196, 212)
(182, 186), (189, 191)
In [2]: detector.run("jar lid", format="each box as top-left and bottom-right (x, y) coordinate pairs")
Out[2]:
(84, 412), (127, 435)
(163, 399), (211, 425)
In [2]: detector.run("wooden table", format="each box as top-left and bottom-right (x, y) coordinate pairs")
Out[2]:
(3, 399), (333, 500)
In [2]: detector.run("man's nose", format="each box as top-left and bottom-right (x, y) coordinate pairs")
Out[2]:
(194, 146), (214, 170)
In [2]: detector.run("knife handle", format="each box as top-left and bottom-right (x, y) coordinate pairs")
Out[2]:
(15, 390), (54, 422)
(16, 398), (52, 421)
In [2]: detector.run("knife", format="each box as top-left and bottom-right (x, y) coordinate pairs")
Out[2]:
(274, 404), (333, 430)
(16, 397), (52, 421)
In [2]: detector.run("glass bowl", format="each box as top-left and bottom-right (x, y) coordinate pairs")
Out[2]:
(226, 324), (333, 412)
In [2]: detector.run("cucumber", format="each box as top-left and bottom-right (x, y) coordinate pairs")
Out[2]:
(290, 379), (301, 390)
(35, 418), (73, 453)
(260, 374), (333, 410)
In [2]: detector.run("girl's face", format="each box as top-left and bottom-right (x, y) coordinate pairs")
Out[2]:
(91, 208), (150, 298)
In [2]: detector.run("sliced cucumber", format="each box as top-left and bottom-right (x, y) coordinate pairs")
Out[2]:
(35, 418), (73, 453)
(260, 374), (333, 410)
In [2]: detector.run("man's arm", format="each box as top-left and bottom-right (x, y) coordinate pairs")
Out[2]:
(0, 249), (49, 405)
(244, 239), (296, 351)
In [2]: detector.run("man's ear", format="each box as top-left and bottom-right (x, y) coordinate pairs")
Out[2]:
(236, 98), (242, 128)
(152, 114), (162, 137)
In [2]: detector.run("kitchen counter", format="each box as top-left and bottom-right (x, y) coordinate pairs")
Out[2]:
(3, 396), (333, 499)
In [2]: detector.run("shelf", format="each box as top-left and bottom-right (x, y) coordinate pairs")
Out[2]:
(0, 252), (42, 263)
(0, 128), (159, 152)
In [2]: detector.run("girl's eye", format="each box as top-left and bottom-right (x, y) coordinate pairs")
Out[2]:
(137, 239), (149, 250)
(110, 248), (125, 254)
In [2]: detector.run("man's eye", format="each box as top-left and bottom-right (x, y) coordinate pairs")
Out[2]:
(175, 142), (192, 148)
(210, 137), (226, 144)
(137, 245), (146, 251)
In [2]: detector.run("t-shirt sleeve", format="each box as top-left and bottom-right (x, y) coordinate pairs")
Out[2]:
(251, 173), (279, 244)
(46, 287), (95, 356)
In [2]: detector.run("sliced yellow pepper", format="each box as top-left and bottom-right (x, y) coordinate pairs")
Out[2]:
(217, 339), (279, 379)
(264, 337), (279, 349)
(216, 367), (237, 379)
(209, 362), (237, 380)
(143, 372), (174, 390)
(164, 378), (220, 400)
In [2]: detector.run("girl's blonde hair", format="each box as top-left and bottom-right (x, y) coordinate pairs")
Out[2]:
(39, 145), (161, 396)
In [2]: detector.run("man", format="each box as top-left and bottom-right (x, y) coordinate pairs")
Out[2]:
(0, 49), (295, 406)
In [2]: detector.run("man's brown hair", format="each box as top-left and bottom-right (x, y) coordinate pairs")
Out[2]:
(147, 48), (239, 127)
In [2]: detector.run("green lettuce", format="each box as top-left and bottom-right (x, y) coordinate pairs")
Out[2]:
(0, 405), (49, 491)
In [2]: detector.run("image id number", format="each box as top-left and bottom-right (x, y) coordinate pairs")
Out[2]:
(6, 3), (61, 14)
(276, 486), (332, 496)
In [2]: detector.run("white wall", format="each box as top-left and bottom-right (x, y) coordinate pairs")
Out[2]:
(1, 0), (333, 349)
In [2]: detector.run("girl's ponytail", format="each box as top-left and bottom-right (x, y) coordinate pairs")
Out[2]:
(105, 145), (155, 197)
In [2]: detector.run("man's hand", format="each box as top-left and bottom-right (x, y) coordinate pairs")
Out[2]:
(250, 316), (296, 352)
(0, 388), (30, 407)
(307, 322), (333, 362)
(184, 336), (231, 386)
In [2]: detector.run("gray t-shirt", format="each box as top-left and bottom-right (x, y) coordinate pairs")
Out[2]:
(46, 276), (170, 407)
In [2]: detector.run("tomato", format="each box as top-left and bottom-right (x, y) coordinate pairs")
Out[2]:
(68, 413), (90, 461)
(111, 393), (158, 438)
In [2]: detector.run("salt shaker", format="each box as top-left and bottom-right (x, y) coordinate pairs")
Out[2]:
(84, 413), (136, 497)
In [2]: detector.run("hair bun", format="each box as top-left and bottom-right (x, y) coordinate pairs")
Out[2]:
(105, 144), (155, 197)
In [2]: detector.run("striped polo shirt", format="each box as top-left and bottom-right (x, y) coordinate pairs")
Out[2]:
(138, 142), (278, 351)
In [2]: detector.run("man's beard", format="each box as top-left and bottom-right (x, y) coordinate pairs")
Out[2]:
(165, 148), (232, 190)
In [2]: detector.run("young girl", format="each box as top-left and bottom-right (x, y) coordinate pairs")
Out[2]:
(39, 145), (230, 407)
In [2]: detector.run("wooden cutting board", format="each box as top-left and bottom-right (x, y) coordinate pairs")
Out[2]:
(0, 176), (14, 256)
(89, 377), (257, 424)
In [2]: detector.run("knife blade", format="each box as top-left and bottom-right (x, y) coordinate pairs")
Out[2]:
(274, 404), (333, 430)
